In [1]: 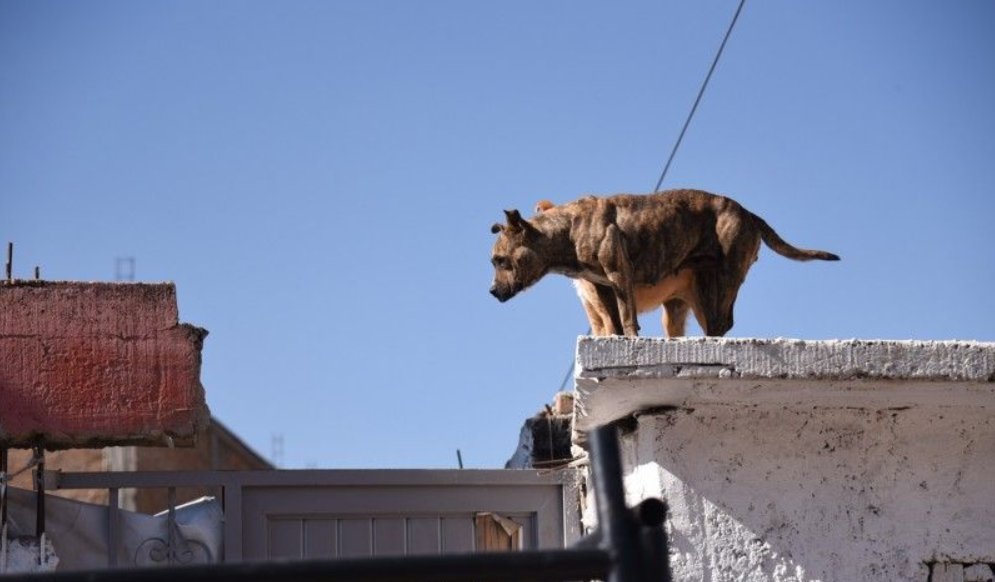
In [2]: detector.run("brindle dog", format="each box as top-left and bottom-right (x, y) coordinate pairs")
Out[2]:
(490, 189), (839, 337)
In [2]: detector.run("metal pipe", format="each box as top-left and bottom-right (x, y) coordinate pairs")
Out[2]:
(108, 488), (120, 568)
(1, 448), (8, 528)
(588, 425), (642, 582)
(34, 444), (47, 566)
(634, 498), (667, 528)
(167, 487), (177, 562)
(34, 445), (45, 539)
(0, 547), (612, 582)
(637, 498), (671, 582)
(5, 242), (12, 281)
(640, 522), (671, 582)
(570, 498), (669, 551)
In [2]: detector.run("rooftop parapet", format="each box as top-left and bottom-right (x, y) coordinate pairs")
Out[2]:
(574, 336), (995, 438)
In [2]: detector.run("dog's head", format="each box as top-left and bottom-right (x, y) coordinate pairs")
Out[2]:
(489, 209), (547, 302)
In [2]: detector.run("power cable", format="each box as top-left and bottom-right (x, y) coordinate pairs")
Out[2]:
(653, 0), (747, 192)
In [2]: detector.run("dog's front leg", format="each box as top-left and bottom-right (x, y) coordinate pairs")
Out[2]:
(576, 280), (615, 335)
(598, 224), (640, 336)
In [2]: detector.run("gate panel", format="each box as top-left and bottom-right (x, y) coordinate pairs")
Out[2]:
(304, 520), (336, 558)
(236, 470), (579, 562)
(267, 519), (302, 559)
(440, 517), (475, 554)
(374, 519), (407, 555)
(406, 518), (442, 555)
(338, 519), (372, 557)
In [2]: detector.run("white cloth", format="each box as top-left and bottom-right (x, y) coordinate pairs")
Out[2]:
(2, 487), (222, 571)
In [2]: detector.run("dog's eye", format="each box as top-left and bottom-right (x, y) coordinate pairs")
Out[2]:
(492, 257), (511, 269)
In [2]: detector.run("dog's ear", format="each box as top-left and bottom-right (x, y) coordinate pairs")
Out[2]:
(491, 223), (504, 234)
(504, 209), (528, 232)
(535, 200), (554, 213)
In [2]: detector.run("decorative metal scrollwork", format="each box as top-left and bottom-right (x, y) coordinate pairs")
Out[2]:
(133, 515), (212, 566)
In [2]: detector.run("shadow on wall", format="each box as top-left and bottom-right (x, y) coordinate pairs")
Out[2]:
(629, 404), (994, 582)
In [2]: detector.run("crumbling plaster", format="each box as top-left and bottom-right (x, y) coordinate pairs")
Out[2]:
(0, 281), (209, 448)
(575, 337), (995, 582)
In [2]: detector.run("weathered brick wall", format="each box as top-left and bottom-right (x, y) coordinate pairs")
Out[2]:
(0, 281), (209, 448)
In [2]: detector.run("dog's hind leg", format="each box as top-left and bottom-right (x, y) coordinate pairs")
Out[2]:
(691, 269), (735, 336)
(663, 299), (690, 337)
(694, 211), (763, 336)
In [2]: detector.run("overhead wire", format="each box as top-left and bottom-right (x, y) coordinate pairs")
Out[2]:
(554, 0), (747, 395)
(653, 0), (747, 193)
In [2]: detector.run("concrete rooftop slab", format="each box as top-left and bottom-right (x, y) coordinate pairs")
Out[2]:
(574, 337), (995, 436)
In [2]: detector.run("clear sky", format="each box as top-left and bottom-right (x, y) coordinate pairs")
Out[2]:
(2, 2), (993, 469)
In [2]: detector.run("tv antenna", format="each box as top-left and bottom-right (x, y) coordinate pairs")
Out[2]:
(115, 257), (136, 282)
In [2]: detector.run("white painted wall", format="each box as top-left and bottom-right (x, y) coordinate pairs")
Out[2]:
(575, 338), (995, 582)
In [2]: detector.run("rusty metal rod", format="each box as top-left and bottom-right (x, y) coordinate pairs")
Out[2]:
(35, 444), (45, 539)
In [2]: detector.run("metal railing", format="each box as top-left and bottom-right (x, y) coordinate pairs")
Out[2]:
(47, 469), (230, 567)
(46, 466), (578, 565)
(2, 425), (672, 582)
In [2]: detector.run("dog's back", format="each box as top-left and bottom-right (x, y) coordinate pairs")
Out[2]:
(549, 190), (837, 269)
(532, 189), (838, 336)
(548, 190), (731, 284)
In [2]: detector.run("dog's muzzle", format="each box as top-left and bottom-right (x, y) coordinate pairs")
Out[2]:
(490, 284), (517, 302)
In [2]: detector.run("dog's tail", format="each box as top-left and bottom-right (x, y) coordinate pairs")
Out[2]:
(754, 215), (841, 262)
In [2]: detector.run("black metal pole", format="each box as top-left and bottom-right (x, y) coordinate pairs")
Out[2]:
(589, 425), (643, 582)
(0, 547), (612, 582)
(35, 444), (46, 541)
(1, 447), (8, 529)
(570, 498), (670, 551)
(635, 498), (672, 582)
(640, 522), (671, 582)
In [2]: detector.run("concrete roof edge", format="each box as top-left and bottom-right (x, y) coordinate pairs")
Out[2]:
(576, 337), (995, 383)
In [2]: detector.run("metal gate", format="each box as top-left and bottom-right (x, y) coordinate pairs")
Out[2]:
(235, 470), (580, 560)
(4, 425), (672, 582)
(45, 468), (582, 566)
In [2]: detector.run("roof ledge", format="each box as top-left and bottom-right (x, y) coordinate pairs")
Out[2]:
(574, 337), (995, 436)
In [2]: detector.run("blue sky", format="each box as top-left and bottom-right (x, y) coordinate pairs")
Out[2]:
(2, 2), (993, 469)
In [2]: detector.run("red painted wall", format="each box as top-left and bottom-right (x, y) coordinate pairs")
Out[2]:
(0, 282), (209, 448)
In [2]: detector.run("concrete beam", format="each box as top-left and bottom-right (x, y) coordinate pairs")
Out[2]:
(574, 337), (995, 436)
(0, 281), (210, 449)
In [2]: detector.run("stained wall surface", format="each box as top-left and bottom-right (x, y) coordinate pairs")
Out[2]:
(575, 337), (995, 582)
(0, 281), (209, 448)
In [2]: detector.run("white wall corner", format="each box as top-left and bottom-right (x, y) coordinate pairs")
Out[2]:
(575, 337), (995, 582)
